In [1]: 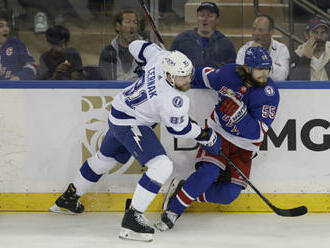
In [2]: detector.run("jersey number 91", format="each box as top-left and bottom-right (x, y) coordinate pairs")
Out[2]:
(124, 77), (148, 109)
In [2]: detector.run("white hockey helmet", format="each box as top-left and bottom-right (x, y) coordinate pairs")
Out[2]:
(162, 50), (194, 87)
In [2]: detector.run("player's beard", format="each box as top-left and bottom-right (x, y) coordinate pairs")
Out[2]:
(175, 84), (191, 92)
(236, 65), (267, 88)
(251, 76), (268, 87)
(248, 70), (269, 87)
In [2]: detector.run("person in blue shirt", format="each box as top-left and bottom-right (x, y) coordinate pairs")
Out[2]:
(155, 46), (280, 231)
(170, 2), (236, 68)
(0, 9), (36, 80)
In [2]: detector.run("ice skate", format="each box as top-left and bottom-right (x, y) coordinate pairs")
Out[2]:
(162, 178), (185, 210)
(49, 183), (84, 215)
(119, 207), (154, 242)
(154, 210), (179, 231)
(154, 178), (184, 231)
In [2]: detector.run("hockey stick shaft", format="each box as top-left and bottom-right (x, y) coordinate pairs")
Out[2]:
(138, 0), (165, 48)
(219, 150), (307, 217)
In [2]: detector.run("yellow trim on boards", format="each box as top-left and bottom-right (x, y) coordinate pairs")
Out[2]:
(0, 193), (329, 212)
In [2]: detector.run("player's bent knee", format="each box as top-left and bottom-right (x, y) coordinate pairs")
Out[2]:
(145, 155), (173, 185)
(87, 151), (117, 175)
(220, 184), (242, 204)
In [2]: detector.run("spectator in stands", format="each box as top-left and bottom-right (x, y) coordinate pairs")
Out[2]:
(0, 9), (36, 80)
(38, 25), (84, 80)
(99, 10), (141, 81)
(236, 14), (290, 81)
(290, 16), (330, 80)
(170, 2), (236, 68)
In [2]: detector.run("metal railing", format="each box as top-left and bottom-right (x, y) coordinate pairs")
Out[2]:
(293, 0), (330, 21)
(253, 0), (303, 52)
(253, 0), (330, 52)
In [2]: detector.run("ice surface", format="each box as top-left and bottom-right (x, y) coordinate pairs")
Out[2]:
(0, 212), (329, 248)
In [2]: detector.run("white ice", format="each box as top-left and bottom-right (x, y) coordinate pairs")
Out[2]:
(0, 212), (329, 248)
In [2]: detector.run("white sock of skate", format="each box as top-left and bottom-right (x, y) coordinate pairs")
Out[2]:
(131, 184), (157, 213)
(72, 172), (96, 197)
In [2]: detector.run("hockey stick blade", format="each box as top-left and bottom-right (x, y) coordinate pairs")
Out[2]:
(219, 150), (308, 217)
(271, 205), (307, 217)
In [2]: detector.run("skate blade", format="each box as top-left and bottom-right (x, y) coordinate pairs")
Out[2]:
(49, 204), (77, 215)
(162, 178), (179, 210)
(119, 228), (153, 242)
(154, 221), (169, 232)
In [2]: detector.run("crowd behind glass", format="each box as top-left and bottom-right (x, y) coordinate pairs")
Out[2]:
(0, 0), (329, 82)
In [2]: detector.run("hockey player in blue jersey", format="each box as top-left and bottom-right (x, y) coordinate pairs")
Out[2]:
(0, 10), (36, 80)
(155, 46), (280, 231)
(50, 40), (221, 242)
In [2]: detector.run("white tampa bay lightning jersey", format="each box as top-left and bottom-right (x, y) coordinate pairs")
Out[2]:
(109, 41), (202, 139)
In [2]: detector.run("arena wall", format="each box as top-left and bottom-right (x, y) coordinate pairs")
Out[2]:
(0, 81), (329, 212)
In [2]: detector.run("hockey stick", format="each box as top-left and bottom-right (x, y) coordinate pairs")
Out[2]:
(219, 150), (308, 217)
(138, 0), (165, 48)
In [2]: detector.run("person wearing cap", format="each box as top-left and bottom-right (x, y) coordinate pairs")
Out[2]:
(236, 14), (290, 81)
(290, 16), (330, 80)
(170, 1), (236, 68)
(37, 25), (84, 80)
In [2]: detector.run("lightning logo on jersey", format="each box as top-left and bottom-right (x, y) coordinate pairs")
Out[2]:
(131, 126), (143, 151)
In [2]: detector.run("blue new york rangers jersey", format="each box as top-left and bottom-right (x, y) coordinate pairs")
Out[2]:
(192, 63), (280, 151)
(0, 37), (36, 80)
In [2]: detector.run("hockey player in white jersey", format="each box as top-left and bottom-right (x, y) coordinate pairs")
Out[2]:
(50, 40), (221, 242)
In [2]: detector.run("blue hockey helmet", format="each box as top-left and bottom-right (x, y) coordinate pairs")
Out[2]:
(244, 46), (272, 70)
